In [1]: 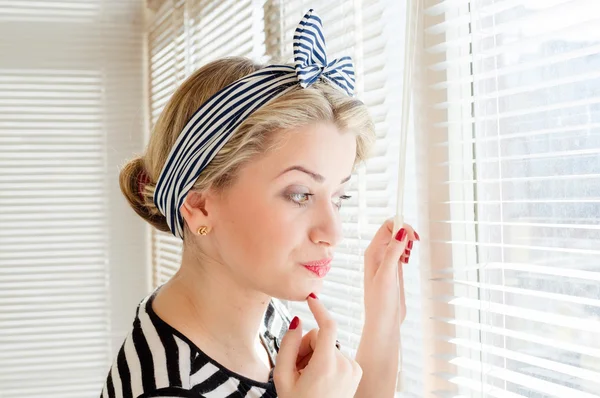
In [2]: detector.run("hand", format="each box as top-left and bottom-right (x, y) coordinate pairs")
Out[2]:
(273, 294), (363, 398)
(363, 219), (419, 329)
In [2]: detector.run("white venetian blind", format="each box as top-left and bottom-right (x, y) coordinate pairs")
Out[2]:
(0, 1), (146, 397)
(149, 0), (269, 285)
(268, 1), (425, 396)
(421, 0), (600, 396)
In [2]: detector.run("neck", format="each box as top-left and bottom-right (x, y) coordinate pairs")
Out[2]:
(156, 247), (272, 373)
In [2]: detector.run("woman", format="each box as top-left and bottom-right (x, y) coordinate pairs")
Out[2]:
(102, 9), (418, 398)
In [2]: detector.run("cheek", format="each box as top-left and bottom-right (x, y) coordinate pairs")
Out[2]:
(222, 194), (299, 264)
(251, 202), (299, 257)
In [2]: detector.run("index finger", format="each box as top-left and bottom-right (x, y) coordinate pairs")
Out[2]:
(375, 219), (418, 244)
(306, 294), (338, 358)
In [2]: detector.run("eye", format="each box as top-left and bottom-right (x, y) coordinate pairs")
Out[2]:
(287, 192), (313, 207)
(334, 194), (352, 210)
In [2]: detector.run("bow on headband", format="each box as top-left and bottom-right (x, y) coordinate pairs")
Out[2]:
(294, 10), (355, 95)
(154, 9), (357, 239)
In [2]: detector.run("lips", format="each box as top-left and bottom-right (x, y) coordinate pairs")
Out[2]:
(301, 258), (332, 267)
(301, 258), (332, 278)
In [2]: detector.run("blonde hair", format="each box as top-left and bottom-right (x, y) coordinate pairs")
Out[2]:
(120, 56), (376, 241)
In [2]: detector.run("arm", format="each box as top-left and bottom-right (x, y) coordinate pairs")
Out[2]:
(355, 220), (417, 398)
(354, 316), (401, 398)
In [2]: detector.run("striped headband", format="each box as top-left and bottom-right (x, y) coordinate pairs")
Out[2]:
(154, 8), (356, 239)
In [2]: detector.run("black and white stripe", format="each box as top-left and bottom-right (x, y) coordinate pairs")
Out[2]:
(100, 287), (290, 398)
(153, 8), (357, 239)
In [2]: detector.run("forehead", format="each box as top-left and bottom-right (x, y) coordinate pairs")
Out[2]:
(262, 122), (357, 177)
(270, 122), (356, 159)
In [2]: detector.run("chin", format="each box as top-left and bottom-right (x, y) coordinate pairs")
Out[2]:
(273, 277), (324, 302)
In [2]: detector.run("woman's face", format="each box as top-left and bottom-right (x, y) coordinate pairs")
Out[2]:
(191, 122), (357, 301)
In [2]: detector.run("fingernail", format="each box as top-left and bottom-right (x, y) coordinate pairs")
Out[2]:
(307, 292), (318, 300)
(289, 316), (299, 330)
(408, 240), (414, 249)
(395, 228), (407, 241)
(402, 257), (409, 264)
(415, 231), (420, 241)
(405, 249), (410, 255)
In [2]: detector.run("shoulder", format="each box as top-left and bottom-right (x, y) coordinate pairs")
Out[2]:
(100, 291), (195, 398)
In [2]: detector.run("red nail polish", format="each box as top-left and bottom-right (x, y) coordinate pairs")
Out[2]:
(402, 257), (409, 264)
(408, 240), (414, 249)
(405, 249), (410, 255)
(414, 231), (420, 241)
(289, 316), (299, 330)
(395, 228), (407, 241)
(308, 293), (318, 300)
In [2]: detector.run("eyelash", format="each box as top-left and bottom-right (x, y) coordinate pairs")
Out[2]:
(287, 193), (352, 209)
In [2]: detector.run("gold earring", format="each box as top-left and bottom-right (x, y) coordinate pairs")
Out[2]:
(197, 226), (210, 235)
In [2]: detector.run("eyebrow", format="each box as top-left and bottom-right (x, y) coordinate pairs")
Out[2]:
(277, 165), (352, 184)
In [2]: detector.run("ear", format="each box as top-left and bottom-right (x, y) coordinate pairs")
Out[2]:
(180, 190), (212, 231)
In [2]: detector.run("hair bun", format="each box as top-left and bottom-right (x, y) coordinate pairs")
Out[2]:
(119, 157), (171, 233)
(136, 167), (151, 202)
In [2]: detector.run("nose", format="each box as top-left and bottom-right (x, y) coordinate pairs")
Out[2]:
(308, 199), (343, 247)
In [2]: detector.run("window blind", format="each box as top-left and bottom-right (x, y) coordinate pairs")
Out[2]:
(0, 1), (146, 397)
(421, 0), (600, 396)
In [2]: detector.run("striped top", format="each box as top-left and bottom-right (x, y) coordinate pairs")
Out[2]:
(100, 285), (292, 398)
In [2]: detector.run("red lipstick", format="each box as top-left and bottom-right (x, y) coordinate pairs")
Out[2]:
(301, 258), (332, 278)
